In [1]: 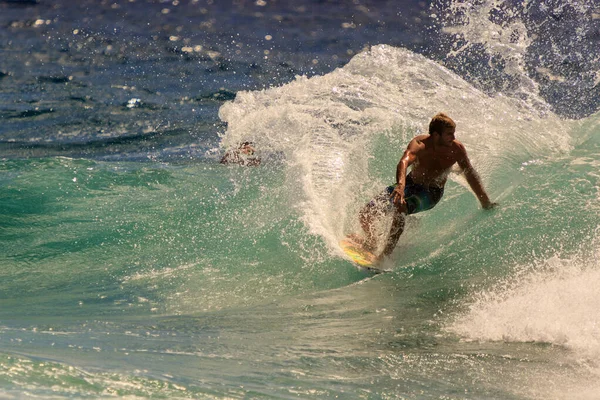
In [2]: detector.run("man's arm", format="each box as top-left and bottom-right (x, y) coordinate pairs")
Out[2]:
(456, 143), (496, 209)
(391, 138), (422, 207)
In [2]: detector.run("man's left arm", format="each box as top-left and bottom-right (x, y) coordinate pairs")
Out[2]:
(456, 144), (497, 209)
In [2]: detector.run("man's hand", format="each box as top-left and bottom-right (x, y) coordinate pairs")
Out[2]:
(482, 201), (498, 210)
(391, 186), (405, 208)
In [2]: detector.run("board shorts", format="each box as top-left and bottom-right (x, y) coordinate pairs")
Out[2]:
(367, 174), (444, 215)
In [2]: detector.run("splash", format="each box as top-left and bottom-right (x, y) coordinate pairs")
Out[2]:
(218, 45), (572, 252)
(431, 0), (600, 117)
(447, 251), (600, 358)
(434, 0), (537, 96)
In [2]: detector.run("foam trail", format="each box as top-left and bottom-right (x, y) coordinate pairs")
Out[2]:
(219, 45), (574, 251)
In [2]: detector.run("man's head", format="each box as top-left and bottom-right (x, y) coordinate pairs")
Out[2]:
(428, 113), (456, 136)
(239, 141), (255, 155)
(429, 113), (456, 147)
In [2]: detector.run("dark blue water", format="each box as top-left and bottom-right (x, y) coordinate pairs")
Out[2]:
(1, 0), (434, 159)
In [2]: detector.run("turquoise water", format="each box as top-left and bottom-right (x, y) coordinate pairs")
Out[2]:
(2, 0), (600, 398)
(2, 111), (599, 398)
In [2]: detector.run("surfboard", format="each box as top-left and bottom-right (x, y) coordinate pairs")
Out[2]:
(339, 236), (382, 272)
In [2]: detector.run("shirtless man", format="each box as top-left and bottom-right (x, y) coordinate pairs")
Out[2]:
(359, 113), (496, 261)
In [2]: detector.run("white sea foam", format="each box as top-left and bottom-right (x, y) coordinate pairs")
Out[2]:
(218, 45), (573, 252)
(448, 250), (600, 359)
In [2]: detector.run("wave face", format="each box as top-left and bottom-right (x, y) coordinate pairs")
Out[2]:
(219, 43), (575, 256)
(214, 3), (600, 397)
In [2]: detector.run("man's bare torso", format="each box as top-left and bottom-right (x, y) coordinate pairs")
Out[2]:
(407, 134), (464, 188)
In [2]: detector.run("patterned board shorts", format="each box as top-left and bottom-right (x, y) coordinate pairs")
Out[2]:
(368, 175), (444, 215)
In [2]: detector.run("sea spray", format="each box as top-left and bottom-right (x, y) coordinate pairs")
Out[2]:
(447, 254), (600, 358)
(431, 0), (600, 118)
(218, 45), (573, 259)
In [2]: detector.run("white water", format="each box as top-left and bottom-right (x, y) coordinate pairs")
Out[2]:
(448, 253), (600, 356)
(219, 45), (573, 253)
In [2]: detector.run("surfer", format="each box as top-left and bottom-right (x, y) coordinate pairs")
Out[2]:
(220, 142), (261, 166)
(359, 112), (497, 262)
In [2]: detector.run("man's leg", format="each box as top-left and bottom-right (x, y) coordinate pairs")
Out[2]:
(380, 209), (406, 258)
(359, 203), (379, 252)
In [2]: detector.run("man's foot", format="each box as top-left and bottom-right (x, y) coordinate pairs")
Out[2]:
(363, 240), (376, 253)
(346, 233), (376, 253)
(374, 253), (385, 264)
(360, 236), (377, 253)
(347, 233), (364, 244)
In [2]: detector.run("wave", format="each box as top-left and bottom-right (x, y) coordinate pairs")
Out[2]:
(447, 249), (600, 359)
(217, 31), (600, 360)
(218, 44), (574, 254)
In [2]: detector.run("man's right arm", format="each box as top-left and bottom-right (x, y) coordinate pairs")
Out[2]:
(392, 138), (421, 206)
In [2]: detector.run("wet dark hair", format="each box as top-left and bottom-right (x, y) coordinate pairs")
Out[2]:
(428, 113), (456, 135)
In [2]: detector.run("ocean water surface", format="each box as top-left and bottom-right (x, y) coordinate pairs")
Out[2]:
(1, 0), (600, 398)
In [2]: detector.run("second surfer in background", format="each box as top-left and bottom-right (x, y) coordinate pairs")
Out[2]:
(220, 142), (261, 166)
(358, 112), (497, 262)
